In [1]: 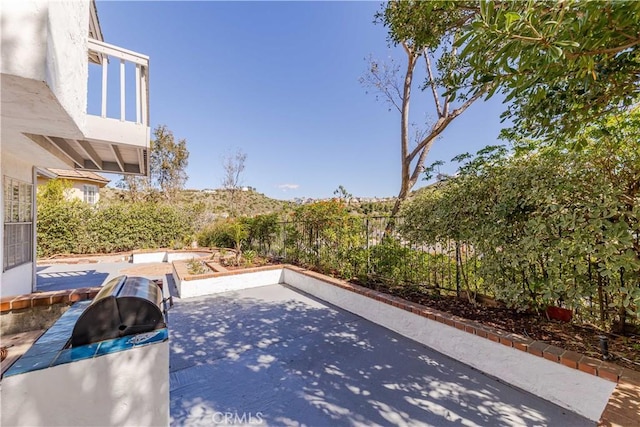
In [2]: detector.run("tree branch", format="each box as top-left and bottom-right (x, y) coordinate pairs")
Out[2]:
(407, 88), (487, 163)
(565, 38), (640, 59)
(409, 140), (433, 185)
(424, 52), (444, 117)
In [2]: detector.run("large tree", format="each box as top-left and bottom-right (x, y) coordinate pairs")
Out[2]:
(363, 1), (490, 228)
(369, 0), (639, 227)
(119, 125), (189, 202)
(387, 0), (640, 141)
(150, 125), (189, 200)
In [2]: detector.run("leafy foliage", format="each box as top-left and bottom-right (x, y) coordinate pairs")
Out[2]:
(37, 180), (192, 257)
(196, 220), (239, 249)
(244, 214), (280, 253)
(461, 0), (640, 140)
(380, 0), (640, 141)
(402, 110), (640, 330)
(119, 124), (189, 201)
(150, 125), (189, 200)
(37, 179), (92, 257)
(281, 200), (367, 278)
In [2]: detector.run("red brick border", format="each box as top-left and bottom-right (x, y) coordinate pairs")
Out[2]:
(0, 287), (101, 314)
(173, 261), (284, 282)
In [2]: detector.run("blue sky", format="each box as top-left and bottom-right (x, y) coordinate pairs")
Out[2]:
(96, 1), (507, 200)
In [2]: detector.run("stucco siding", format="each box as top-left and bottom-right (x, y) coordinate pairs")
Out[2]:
(45, 0), (89, 131)
(1, 0), (89, 134)
(0, 0), (48, 82)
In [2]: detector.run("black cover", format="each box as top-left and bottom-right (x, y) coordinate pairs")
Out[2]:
(70, 276), (165, 347)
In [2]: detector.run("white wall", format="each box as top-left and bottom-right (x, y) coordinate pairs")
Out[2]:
(132, 251), (212, 264)
(0, 0), (48, 82)
(176, 269), (284, 299)
(166, 252), (210, 262)
(132, 252), (167, 264)
(0, 341), (170, 427)
(283, 269), (616, 422)
(1, 0), (89, 131)
(45, 0), (89, 131)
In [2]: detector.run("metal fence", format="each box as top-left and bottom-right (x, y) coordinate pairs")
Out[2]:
(248, 215), (635, 328)
(250, 216), (481, 297)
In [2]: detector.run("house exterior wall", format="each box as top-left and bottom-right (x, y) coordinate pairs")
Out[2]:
(0, 0), (48, 82)
(0, 0), (93, 298)
(45, 0), (90, 132)
(1, 0), (89, 133)
(1, 0), (148, 297)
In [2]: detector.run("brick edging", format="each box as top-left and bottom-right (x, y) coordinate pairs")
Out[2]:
(282, 265), (639, 385)
(0, 288), (101, 313)
(173, 261), (284, 282)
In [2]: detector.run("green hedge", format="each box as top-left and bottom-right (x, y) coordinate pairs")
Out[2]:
(37, 183), (192, 257)
(401, 111), (640, 330)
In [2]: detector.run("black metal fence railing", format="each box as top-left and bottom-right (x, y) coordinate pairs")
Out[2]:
(250, 216), (482, 298)
(246, 216), (634, 330)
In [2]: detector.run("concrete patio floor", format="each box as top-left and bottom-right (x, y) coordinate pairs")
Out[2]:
(168, 284), (591, 426)
(36, 261), (171, 292)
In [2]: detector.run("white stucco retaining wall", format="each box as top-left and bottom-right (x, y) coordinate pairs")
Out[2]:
(166, 252), (210, 262)
(176, 269), (284, 299)
(0, 341), (169, 427)
(131, 252), (167, 264)
(131, 251), (210, 264)
(283, 268), (616, 422)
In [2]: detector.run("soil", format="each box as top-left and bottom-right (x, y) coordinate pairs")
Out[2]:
(352, 280), (640, 372)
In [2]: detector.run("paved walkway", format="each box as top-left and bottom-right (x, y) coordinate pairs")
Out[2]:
(168, 285), (591, 426)
(36, 261), (171, 291)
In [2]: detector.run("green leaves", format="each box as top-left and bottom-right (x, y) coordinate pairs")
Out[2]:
(402, 109), (640, 326)
(383, 0), (640, 141)
(150, 125), (190, 201)
(37, 199), (192, 257)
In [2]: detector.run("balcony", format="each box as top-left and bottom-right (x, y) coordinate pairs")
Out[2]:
(23, 38), (150, 176)
(82, 39), (150, 174)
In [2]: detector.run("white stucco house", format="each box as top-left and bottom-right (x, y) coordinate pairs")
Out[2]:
(1, 0), (150, 297)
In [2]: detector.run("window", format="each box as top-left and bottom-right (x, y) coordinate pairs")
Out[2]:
(3, 177), (33, 271)
(83, 184), (98, 205)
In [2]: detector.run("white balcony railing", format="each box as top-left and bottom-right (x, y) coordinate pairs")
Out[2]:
(87, 38), (149, 127)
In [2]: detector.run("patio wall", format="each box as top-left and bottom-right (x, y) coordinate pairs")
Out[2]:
(282, 267), (616, 422)
(131, 250), (211, 264)
(173, 263), (283, 299)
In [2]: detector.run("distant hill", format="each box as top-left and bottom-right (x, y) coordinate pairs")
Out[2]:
(101, 187), (294, 219)
(100, 186), (402, 223)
